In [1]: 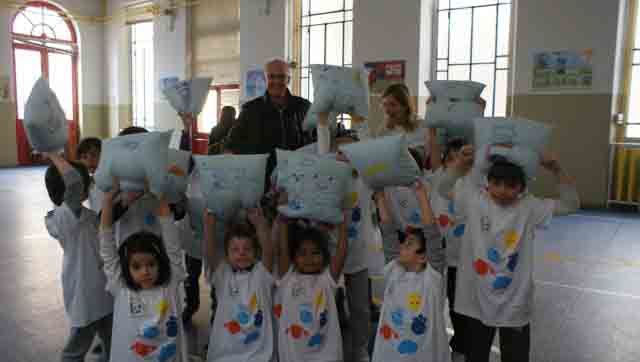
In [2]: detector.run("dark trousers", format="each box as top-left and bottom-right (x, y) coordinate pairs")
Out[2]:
(448, 267), (470, 355)
(467, 316), (530, 362)
(184, 255), (217, 321)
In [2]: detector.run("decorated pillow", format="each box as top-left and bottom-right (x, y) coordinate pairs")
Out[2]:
(94, 131), (172, 195)
(424, 80), (485, 141)
(276, 149), (351, 224)
(308, 64), (370, 119)
(338, 134), (421, 189)
(473, 117), (552, 179)
(23, 78), (68, 152)
(194, 154), (268, 219)
(161, 77), (213, 116)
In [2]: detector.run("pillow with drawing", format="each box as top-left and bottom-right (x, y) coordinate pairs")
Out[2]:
(165, 149), (192, 204)
(339, 134), (421, 190)
(276, 149), (351, 224)
(94, 130), (172, 195)
(194, 154), (268, 220)
(303, 111), (339, 132)
(161, 77), (213, 116)
(424, 80), (486, 141)
(23, 77), (68, 153)
(473, 117), (552, 179)
(308, 64), (370, 119)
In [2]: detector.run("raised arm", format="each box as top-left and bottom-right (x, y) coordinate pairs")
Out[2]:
(317, 113), (331, 154)
(540, 154), (580, 215)
(203, 209), (219, 272)
(277, 214), (291, 278)
(375, 191), (399, 264)
(46, 152), (84, 216)
(438, 144), (474, 200)
(330, 211), (350, 282)
(428, 127), (442, 171)
(248, 207), (274, 274)
(100, 177), (121, 288)
(157, 193), (183, 269)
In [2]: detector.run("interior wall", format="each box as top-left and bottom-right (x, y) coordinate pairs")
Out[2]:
(510, 0), (625, 207)
(0, 0), (106, 166)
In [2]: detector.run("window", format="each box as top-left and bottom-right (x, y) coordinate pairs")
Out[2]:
(131, 21), (154, 130)
(436, 0), (512, 117)
(11, 1), (79, 165)
(624, 1), (640, 138)
(296, 0), (353, 127)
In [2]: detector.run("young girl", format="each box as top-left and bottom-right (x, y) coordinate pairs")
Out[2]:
(100, 178), (187, 362)
(204, 207), (276, 362)
(372, 180), (450, 362)
(275, 213), (349, 362)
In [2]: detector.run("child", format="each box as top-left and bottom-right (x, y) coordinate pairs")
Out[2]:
(439, 145), (580, 362)
(43, 152), (113, 362)
(427, 131), (471, 360)
(372, 180), (450, 362)
(275, 212), (349, 362)
(318, 122), (373, 362)
(100, 178), (188, 362)
(204, 207), (276, 362)
(76, 137), (103, 213)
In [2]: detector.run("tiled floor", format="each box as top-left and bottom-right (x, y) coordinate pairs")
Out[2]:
(0, 166), (638, 361)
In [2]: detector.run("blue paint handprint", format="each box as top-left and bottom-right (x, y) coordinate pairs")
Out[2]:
(398, 340), (418, 355)
(244, 331), (260, 345)
(236, 305), (250, 325)
(352, 207), (361, 222)
(391, 308), (404, 328)
(453, 223), (465, 237)
(299, 304), (313, 326)
(411, 314), (427, 335)
(254, 310), (263, 327)
(166, 316), (178, 338)
(507, 253), (519, 272)
(157, 342), (177, 362)
(487, 247), (502, 264)
(308, 334), (323, 348)
(319, 310), (328, 328)
(493, 275), (512, 290)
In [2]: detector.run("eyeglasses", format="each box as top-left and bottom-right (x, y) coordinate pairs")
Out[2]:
(267, 73), (288, 81)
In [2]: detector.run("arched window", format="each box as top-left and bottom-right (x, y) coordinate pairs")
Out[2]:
(11, 1), (79, 165)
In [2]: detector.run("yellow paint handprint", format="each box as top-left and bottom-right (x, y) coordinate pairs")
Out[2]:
(406, 293), (422, 313)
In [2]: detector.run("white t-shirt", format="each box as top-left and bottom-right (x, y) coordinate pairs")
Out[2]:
(207, 262), (276, 362)
(45, 203), (113, 328)
(88, 182), (104, 213)
(101, 218), (188, 362)
(276, 268), (342, 362)
(340, 177), (375, 274)
(372, 261), (450, 362)
(425, 168), (467, 267)
(453, 177), (555, 327)
(115, 193), (162, 247)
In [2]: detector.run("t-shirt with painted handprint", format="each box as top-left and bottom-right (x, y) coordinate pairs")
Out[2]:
(207, 262), (276, 362)
(425, 168), (468, 267)
(372, 260), (450, 362)
(452, 176), (554, 327)
(276, 268), (342, 362)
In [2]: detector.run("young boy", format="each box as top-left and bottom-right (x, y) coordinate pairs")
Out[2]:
(76, 137), (103, 213)
(439, 145), (579, 362)
(44, 152), (113, 362)
(427, 131), (472, 361)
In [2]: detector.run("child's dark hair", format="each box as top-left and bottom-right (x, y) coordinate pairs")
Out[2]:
(76, 137), (102, 159)
(223, 221), (262, 257)
(288, 222), (331, 269)
(45, 161), (91, 206)
(118, 231), (172, 291)
(487, 157), (527, 190)
(442, 137), (466, 163)
(399, 227), (427, 255)
(408, 146), (425, 171)
(119, 126), (149, 136)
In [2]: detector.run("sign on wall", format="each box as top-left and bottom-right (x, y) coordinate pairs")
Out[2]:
(532, 49), (593, 90)
(364, 60), (406, 95)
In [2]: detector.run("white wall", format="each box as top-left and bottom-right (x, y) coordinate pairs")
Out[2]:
(239, 0), (287, 100)
(512, 0), (621, 95)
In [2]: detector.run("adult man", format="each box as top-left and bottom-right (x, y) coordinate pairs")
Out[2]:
(225, 58), (312, 181)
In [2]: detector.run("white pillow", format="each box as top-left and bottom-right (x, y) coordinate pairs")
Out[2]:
(23, 78), (68, 152)
(303, 111), (339, 132)
(339, 134), (421, 190)
(165, 149), (192, 204)
(473, 117), (552, 179)
(276, 149), (351, 224)
(308, 64), (370, 119)
(161, 77), (213, 116)
(424, 80), (485, 141)
(194, 154), (268, 220)
(94, 131), (172, 195)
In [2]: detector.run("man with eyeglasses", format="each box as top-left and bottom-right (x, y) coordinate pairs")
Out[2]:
(225, 58), (312, 186)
